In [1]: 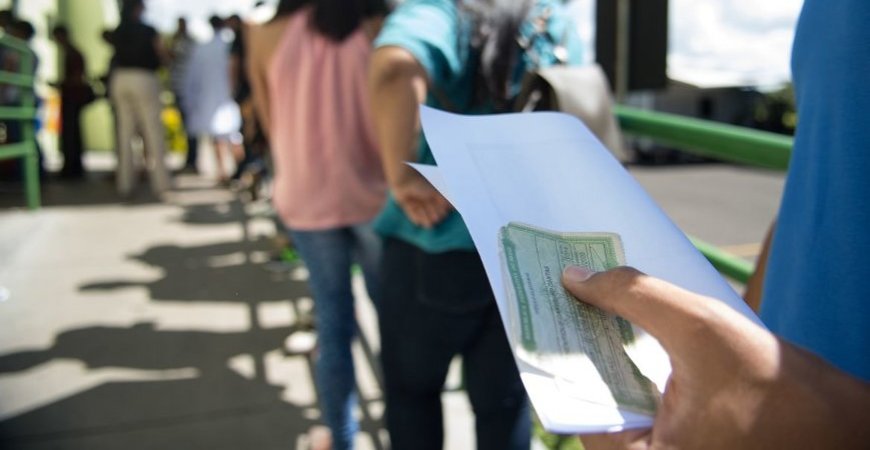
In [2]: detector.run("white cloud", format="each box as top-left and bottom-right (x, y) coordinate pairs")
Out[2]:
(565, 0), (802, 87)
(667, 0), (803, 87)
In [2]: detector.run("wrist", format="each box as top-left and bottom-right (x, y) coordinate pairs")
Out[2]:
(385, 164), (415, 188)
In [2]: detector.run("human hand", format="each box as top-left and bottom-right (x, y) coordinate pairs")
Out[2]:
(390, 167), (451, 229)
(561, 266), (870, 450)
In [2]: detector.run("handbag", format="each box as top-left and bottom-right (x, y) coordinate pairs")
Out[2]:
(515, 64), (628, 162)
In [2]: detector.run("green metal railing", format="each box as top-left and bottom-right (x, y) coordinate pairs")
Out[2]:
(0, 32), (40, 209)
(615, 105), (793, 283)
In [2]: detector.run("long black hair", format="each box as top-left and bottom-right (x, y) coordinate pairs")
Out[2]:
(274, 0), (388, 42)
(465, 0), (534, 110)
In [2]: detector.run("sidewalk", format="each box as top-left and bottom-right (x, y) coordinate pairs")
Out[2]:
(0, 168), (478, 449)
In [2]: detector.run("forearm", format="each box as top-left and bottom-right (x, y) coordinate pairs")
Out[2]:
(768, 341), (870, 449)
(368, 47), (428, 186)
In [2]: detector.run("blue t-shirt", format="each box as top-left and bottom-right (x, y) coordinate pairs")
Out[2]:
(761, 0), (870, 380)
(373, 0), (583, 253)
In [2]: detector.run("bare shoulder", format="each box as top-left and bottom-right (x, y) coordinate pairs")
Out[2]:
(246, 17), (290, 62)
(248, 18), (286, 43)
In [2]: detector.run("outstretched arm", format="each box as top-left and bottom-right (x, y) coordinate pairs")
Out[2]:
(368, 46), (450, 228)
(561, 266), (870, 450)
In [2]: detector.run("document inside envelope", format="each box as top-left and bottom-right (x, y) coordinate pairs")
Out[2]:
(411, 106), (761, 433)
(499, 222), (660, 416)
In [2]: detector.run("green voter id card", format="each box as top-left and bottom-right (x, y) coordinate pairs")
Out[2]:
(499, 222), (659, 415)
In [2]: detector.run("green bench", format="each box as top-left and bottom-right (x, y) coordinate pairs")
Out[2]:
(0, 32), (40, 209)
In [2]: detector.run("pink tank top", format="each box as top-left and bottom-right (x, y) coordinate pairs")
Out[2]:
(267, 11), (386, 230)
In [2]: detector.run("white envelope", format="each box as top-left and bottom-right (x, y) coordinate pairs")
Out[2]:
(411, 106), (762, 433)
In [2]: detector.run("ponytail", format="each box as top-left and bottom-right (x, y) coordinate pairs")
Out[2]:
(466, 0), (534, 110)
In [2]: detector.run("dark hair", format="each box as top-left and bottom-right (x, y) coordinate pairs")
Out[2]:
(463, 0), (534, 110)
(175, 17), (188, 35)
(274, 0), (309, 18)
(12, 19), (35, 40)
(209, 15), (224, 30)
(121, 0), (144, 20)
(52, 25), (69, 39)
(274, 0), (388, 42)
(312, 0), (363, 41)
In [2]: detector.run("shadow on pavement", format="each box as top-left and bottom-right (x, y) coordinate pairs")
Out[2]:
(176, 201), (249, 226)
(0, 323), (314, 449)
(79, 237), (301, 304)
(1, 171), (121, 209)
(0, 190), (388, 449)
(0, 171), (228, 209)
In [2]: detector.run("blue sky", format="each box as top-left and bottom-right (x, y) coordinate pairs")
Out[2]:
(142, 0), (804, 88)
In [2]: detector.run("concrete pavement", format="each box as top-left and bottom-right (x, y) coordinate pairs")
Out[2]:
(629, 163), (785, 259)
(0, 170), (483, 449)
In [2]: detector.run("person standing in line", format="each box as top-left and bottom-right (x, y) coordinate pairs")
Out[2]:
(169, 17), (199, 174)
(368, 1), (582, 448)
(246, 0), (387, 448)
(182, 16), (239, 185)
(109, 0), (170, 198)
(225, 14), (254, 181)
(52, 25), (92, 179)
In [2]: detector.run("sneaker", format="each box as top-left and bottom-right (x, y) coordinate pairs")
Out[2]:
(177, 165), (198, 175)
(280, 247), (300, 263)
(262, 248), (299, 273)
(284, 331), (317, 355)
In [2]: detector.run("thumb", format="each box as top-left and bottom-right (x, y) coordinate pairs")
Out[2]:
(560, 266), (716, 355)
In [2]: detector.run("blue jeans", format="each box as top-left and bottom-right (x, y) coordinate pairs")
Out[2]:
(289, 224), (382, 450)
(378, 238), (530, 450)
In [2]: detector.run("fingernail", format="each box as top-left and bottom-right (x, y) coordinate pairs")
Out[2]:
(563, 266), (594, 283)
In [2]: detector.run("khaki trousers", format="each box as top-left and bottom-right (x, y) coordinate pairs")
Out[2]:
(110, 68), (170, 196)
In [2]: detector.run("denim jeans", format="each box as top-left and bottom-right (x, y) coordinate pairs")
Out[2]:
(289, 223), (382, 450)
(378, 238), (530, 450)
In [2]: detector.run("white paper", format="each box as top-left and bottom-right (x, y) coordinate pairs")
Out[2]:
(413, 106), (763, 434)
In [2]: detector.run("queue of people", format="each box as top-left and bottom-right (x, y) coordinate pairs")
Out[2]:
(243, 0), (584, 448)
(3, 0), (258, 196)
(3, 0), (867, 449)
(108, 1), (252, 196)
(245, 0), (869, 449)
